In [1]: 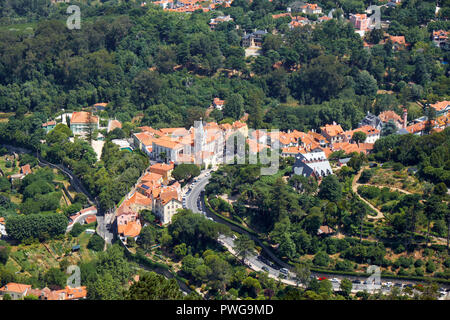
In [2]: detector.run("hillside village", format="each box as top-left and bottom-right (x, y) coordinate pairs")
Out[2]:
(35, 99), (449, 248)
(0, 0), (449, 302)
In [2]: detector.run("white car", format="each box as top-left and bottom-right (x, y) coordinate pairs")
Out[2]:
(331, 278), (340, 283)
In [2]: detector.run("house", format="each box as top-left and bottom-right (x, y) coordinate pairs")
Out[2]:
(429, 101), (450, 116)
(320, 123), (344, 144)
(331, 141), (374, 155)
(149, 162), (174, 184)
(84, 215), (97, 225)
(349, 13), (371, 31)
(116, 202), (143, 242)
(0, 217), (6, 237)
(93, 102), (108, 112)
(317, 16), (331, 23)
(107, 119), (122, 133)
(28, 285), (87, 300)
(209, 15), (233, 29)
(242, 30), (268, 48)
(133, 131), (156, 156)
(317, 225), (334, 235)
(388, 35), (407, 51)
(358, 112), (383, 131)
(432, 30), (448, 48)
(342, 125), (380, 144)
(42, 120), (56, 133)
(289, 16), (310, 28)
(300, 3), (322, 15)
(153, 186), (182, 224)
(378, 110), (404, 128)
(69, 111), (99, 136)
(292, 148), (333, 178)
(0, 283), (32, 300)
(211, 97), (225, 110)
(9, 164), (32, 181)
(152, 137), (185, 163)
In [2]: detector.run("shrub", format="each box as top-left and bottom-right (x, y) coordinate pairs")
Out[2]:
(393, 244), (405, 254)
(313, 251), (330, 267)
(397, 267), (408, 276)
(335, 259), (354, 272)
(425, 260), (436, 273)
(70, 223), (84, 237)
(415, 267), (424, 277)
(415, 259), (424, 268)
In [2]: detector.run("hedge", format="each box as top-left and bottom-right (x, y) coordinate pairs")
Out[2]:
(306, 267), (450, 285)
(204, 195), (258, 236)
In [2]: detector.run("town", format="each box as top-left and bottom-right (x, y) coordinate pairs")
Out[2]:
(0, 0), (449, 303)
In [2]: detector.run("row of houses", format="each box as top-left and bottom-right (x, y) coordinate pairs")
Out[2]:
(150, 0), (232, 13)
(133, 120), (248, 166)
(115, 162), (183, 243)
(0, 283), (86, 300)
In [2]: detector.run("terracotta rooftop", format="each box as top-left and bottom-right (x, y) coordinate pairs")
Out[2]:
(70, 112), (98, 124)
(379, 110), (402, 123)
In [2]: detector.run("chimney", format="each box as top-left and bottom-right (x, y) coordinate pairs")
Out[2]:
(402, 108), (407, 129)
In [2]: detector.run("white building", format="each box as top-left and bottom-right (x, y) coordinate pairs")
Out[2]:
(293, 149), (333, 178)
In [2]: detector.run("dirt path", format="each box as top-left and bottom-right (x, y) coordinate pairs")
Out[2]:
(352, 166), (385, 220)
(352, 167), (447, 246)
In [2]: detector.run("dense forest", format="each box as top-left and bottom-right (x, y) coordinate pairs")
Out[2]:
(0, 0), (448, 131)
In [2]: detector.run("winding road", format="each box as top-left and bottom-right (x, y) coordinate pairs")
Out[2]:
(184, 168), (450, 296)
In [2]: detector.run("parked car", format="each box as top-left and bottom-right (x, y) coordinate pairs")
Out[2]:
(280, 268), (289, 275)
(318, 277), (327, 281)
(331, 278), (340, 283)
(262, 266), (269, 272)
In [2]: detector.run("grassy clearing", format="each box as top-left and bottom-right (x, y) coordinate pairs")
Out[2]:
(366, 167), (423, 194)
(7, 232), (98, 278)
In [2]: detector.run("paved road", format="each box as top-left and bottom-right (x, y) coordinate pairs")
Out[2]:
(184, 169), (450, 296)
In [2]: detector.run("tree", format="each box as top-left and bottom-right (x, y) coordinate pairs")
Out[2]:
(172, 164), (200, 181)
(0, 245), (10, 265)
(241, 276), (262, 298)
(43, 267), (67, 289)
(313, 251), (330, 267)
(352, 131), (367, 144)
(223, 93), (244, 120)
(293, 262), (311, 287)
(340, 278), (352, 297)
(234, 234), (255, 263)
(381, 120), (398, 136)
(354, 71), (378, 98)
(88, 273), (124, 300)
(5, 213), (67, 242)
(318, 175), (342, 203)
(70, 223), (84, 237)
(87, 234), (105, 251)
(137, 225), (157, 250)
(126, 271), (182, 300)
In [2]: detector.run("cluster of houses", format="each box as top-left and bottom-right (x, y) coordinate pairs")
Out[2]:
(0, 283), (86, 300)
(149, 0), (232, 13)
(115, 162), (181, 242)
(44, 102), (123, 140)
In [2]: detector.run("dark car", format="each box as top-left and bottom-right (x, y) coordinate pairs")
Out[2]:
(271, 264), (280, 270)
(262, 266), (269, 272)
